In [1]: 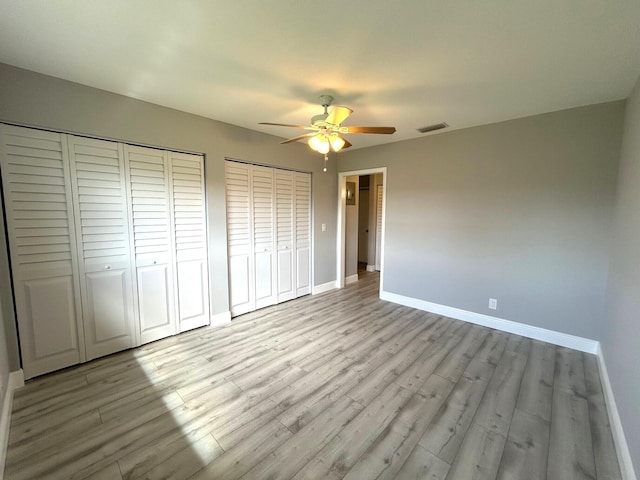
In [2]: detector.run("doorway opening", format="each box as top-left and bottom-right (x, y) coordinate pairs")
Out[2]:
(337, 167), (387, 292)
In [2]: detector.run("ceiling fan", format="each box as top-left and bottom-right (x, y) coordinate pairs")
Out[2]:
(260, 95), (396, 171)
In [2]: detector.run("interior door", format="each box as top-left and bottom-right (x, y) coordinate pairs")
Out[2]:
(375, 184), (383, 271)
(170, 152), (210, 331)
(251, 165), (276, 309)
(225, 161), (253, 316)
(68, 135), (136, 360)
(275, 169), (295, 302)
(294, 172), (311, 296)
(0, 124), (84, 378)
(125, 145), (176, 344)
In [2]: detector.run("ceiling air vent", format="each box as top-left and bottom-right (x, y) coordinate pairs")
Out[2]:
(417, 122), (448, 134)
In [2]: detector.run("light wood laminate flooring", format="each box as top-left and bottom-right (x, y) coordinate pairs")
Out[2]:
(6, 272), (621, 479)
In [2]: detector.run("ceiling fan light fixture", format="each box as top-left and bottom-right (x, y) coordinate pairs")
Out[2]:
(330, 135), (345, 152)
(308, 135), (330, 154)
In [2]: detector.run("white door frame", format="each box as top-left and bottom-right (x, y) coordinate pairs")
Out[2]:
(337, 167), (387, 291)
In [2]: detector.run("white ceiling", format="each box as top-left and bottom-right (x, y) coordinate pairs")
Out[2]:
(1, 1), (640, 150)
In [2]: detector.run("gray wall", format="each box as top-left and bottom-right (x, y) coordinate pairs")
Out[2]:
(0, 63), (338, 370)
(340, 102), (624, 340)
(602, 76), (640, 476)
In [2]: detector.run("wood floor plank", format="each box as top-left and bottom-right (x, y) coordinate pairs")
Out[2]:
(445, 423), (507, 480)
(130, 433), (224, 480)
(434, 325), (490, 383)
(188, 419), (293, 480)
(241, 395), (364, 479)
(496, 408), (550, 480)
(419, 358), (496, 463)
(547, 389), (597, 480)
(516, 341), (555, 423)
(472, 350), (528, 437)
(342, 374), (455, 480)
(394, 445), (450, 480)
(583, 353), (622, 480)
(5, 272), (622, 480)
(291, 382), (414, 479)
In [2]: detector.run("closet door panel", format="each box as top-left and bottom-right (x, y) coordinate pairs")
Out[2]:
(137, 263), (173, 339)
(252, 166), (276, 309)
(275, 169), (295, 302)
(0, 125), (82, 378)
(20, 272), (79, 377)
(170, 152), (209, 331)
(68, 136), (135, 359)
(125, 145), (176, 344)
(294, 172), (311, 296)
(225, 162), (253, 316)
(82, 262), (133, 359)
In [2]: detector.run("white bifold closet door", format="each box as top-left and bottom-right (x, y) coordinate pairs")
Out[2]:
(0, 125), (84, 378)
(225, 160), (311, 317)
(294, 172), (311, 296)
(68, 136), (136, 360)
(125, 145), (176, 344)
(169, 151), (210, 332)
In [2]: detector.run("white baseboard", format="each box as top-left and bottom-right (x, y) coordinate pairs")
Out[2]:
(596, 345), (637, 480)
(379, 290), (599, 354)
(313, 280), (337, 295)
(210, 311), (231, 328)
(366, 265), (376, 272)
(345, 274), (359, 285)
(8, 371), (23, 390)
(1, 370), (24, 480)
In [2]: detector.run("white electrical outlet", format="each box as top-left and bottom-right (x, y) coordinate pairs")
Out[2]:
(489, 298), (497, 310)
(321, 223), (326, 232)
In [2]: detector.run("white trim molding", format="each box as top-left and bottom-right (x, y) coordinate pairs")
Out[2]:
(210, 311), (231, 328)
(313, 280), (337, 295)
(1, 370), (24, 480)
(596, 345), (638, 480)
(366, 265), (376, 272)
(380, 290), (599, 354)
(345, 274), (359, 285)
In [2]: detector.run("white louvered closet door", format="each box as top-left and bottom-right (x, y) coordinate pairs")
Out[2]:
(68, 136), (136, 360)
(294, 172), (311, 296)
(169, 152), (210, 332)
(0, 125), (84, 378)
(225, 162), (253, 316)
(275, 169), (295, 302)
(251, 166), (277, 310)
(125, 145), (176, 344)
(375, 184), (383, 271)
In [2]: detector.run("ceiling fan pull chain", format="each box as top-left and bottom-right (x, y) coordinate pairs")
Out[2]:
(323, 154), (328, 172)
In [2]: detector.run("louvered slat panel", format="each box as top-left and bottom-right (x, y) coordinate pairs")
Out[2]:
(252, 166), (273, 251)
(126, 147), (171, 261)
(225, 163), (251, 253)
(171, 154), (206, 260)
(1, 127), (75, 270)
(295, 172), (311, 245)
(275, 170), (293, 248)
(71, 138), (130, 264)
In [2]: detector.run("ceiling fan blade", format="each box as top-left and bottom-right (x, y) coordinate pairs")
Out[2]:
(280, 132), (316, 144)
(343, 126), (396, 134)
(341, 137), (352, 149)
(325, 106), (353, 126)
(259, 122), (316, 130)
